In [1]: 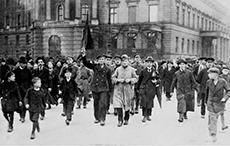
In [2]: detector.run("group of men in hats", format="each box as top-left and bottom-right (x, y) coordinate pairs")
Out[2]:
(1, 50), (230, 142)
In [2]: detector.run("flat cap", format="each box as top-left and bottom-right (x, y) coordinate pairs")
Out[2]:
(96, 54), (106, 59)
(121, 54), (129, 60)
(205, 57), (215, 62)
(208, 67), (220, 74)
(145, 56), (154, 62)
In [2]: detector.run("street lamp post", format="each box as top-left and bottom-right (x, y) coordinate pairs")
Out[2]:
(107, 0), (112, 54)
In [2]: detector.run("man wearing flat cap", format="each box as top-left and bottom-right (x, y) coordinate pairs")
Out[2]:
(112, 54), (138, 127)
(137, 56), (161, 122)
(196, 57), (214, 118)
(14, 56), (32, 123)
(104, 54), (114, 114)
(81, 51), (112, 126)
(170, 59), (198, 122)
(131, 54), (144, 114)
(206, 67), (230, 142)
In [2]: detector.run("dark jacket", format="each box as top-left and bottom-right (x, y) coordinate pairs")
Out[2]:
(206, 78), (230, 113)
(163, 67), (176, 93)
(82, 56), (112, 93)
(48, 70), (59, 97)
(196, 68), (209, 93)
(0, 81), (21, 112)
(137, 68), (160, 108)
(24, 87), (46, 113)
(14, 67), (32, 97)
(132, 62), (144, 76)
(170, 69), (197, 112)
(0, 64), (10, 81)
(33, 67), (50, 89)
(59, 78), (78, 102)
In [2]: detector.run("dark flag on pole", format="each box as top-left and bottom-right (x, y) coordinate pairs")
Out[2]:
(81, 12), (94, 50)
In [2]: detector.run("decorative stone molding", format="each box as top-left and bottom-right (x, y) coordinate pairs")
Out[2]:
(146, 0), (160, 5)
(125, 0), (140, 6)
(107, 0), (121, 8)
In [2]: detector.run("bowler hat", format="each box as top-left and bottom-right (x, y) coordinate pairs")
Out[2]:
(105, 54), (112, 59)
(205, 57), (215, 62)
(222, 66), (230, 70)
(198, 57), (206, 61)
(208, 67), (220, 74)
(36, 57), (45, 64)
(177, 59), (187, 65)
(145, 56), (154, 62)
(0, 58), (6, 62)
(161, 60), (167, 65)
(18, 56), (27, 64)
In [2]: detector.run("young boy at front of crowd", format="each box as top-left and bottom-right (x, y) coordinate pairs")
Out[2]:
(59, 68), (78, 126)
(24, 77), (46, 140)
(206, 67), (230, 143)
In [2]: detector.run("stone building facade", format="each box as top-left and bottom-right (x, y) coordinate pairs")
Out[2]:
(0, 0), (229, 61)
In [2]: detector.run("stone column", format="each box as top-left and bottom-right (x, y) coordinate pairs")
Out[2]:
(92, 0), (98, 19)
(228, 39), (230, 62)
(220, 37), (223, 60)
(35, 0), (39, 20)
(92, 0), (99, 25)
(75, 0), (81, 19)
(225, 38), (227, 62)
(65, 0), (70, 19)
(223, 38), (226, 61)
(46, 0), (51, 20)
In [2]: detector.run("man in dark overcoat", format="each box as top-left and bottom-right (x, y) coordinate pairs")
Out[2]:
(163, 60), (176, 101)
(196, 57), (214, 118)
(193, 57), (206, 106)
(33, 57), (50, 120)
(81, 51), (112, 126)
(14, 57), (32, 123)
(170, 59), (198, 122)
(137, 56), (161, 122)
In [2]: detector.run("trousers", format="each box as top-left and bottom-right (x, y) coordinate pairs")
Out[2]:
(92, 91), (108, 122)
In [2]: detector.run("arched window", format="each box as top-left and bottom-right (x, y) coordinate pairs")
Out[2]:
(57, 5), (64, 21)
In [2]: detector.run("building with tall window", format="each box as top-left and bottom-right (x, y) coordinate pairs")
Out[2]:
(0, 0), (230, 61)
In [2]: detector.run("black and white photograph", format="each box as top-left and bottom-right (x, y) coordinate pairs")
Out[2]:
(0, 0), (230, 145)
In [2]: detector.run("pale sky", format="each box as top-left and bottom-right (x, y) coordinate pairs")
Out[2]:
(216, 0), (230, 11)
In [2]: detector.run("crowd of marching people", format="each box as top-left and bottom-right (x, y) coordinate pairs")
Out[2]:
(0, 49), (229, 142)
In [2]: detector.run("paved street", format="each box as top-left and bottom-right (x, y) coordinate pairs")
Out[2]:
(0, 93), (230, 145)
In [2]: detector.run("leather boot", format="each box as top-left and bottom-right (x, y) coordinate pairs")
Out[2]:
(30, 122), (37, 140)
